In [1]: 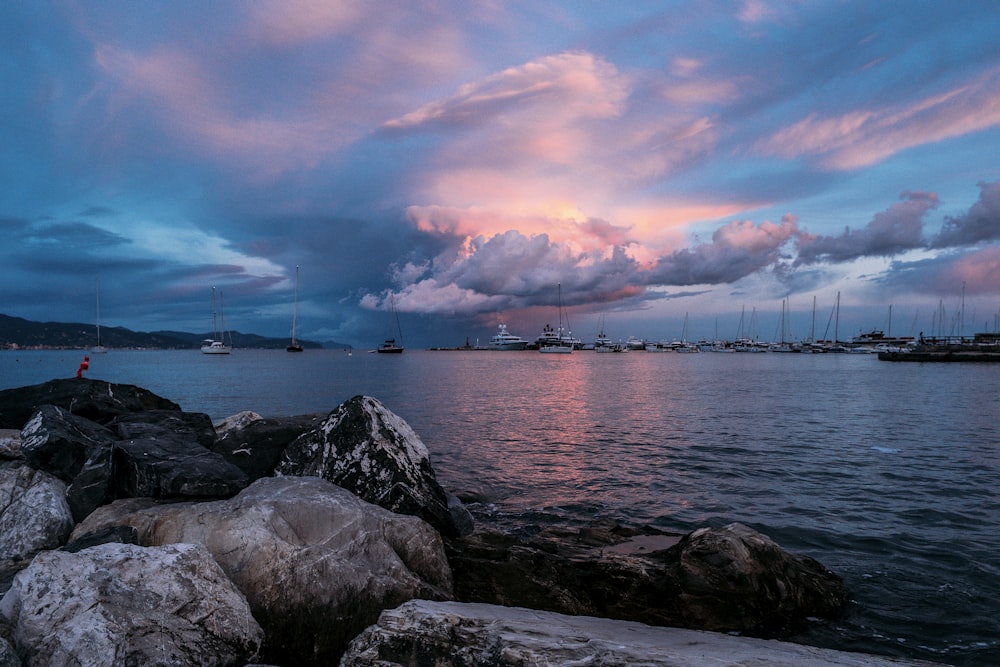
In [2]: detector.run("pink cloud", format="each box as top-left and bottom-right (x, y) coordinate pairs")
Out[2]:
(755, 67), (1000, 170)
(942, 246), (1000, 295)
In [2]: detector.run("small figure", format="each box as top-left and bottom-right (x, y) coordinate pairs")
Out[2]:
(76, 355), (90, 378)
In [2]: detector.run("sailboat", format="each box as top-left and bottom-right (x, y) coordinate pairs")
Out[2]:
(376, 293), (404, 353)
(539, 283), (573, 354)
(92, 275), (108, 353)
(287, 265), (303, 352)
(201, 286), (232, 354)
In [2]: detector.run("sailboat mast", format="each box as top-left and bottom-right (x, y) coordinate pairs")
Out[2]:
(834, 291), (840, 344)
(291, 265), (299, 345)
(95, 275), (101, 347)
(211, 286), (219, 340)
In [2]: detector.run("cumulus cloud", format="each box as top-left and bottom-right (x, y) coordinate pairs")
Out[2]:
(795, 191), (936, 265)
(649, 215), (799, 285)
(931, 180), (1000, 248)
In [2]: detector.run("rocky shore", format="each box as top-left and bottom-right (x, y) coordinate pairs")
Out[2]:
(0, 378), (934, 665)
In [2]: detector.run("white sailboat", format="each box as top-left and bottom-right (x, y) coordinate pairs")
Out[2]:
(92, 275), (108, 354)
(376, 292), (404, 353)
(287, 265), (303, 352)
(539, 283), (573, 354)
(201, 286), (232, 354)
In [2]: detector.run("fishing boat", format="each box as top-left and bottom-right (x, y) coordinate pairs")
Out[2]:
(488, 323), (528, 350)
(287, 265), (304, 352)
(539, 284), (573, 354)
(376, 293), (404, 354)
(201, 286), (232, 354)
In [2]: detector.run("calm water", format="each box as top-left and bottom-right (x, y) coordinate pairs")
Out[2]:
(2, 348), (999, 665)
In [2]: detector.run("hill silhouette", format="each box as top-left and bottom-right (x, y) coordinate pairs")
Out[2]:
(0, 313), (324, 350)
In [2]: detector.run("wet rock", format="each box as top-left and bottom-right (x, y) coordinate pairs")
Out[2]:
(445, 521), (849, 638)
(277, 395), (473, 537)
(0, 378), (181, 429)
(70, 476), (454, 666)
(0, 542), (262, 666)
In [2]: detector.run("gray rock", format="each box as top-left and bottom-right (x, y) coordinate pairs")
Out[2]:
(340, 599), (931, 666)
(277, 395), (473, 537)
(0, 637), (19, 667)
(0, 378), (181, 429)
(0, 542), (262, 666)
(71, 476), (454, 666)
(0, 462), (73, 562)
(0, 431), (20, 461)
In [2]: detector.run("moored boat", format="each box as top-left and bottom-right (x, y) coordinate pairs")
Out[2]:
(488, 323), (528, 350)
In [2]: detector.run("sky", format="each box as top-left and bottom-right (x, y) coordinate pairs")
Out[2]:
(3, 1), (1000, 348)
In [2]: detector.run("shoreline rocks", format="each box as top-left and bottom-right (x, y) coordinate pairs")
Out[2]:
(0, 377), (899, 666)
(341, 599), (933, 666)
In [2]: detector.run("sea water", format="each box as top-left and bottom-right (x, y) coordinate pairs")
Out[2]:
(2, 348), (998, 665)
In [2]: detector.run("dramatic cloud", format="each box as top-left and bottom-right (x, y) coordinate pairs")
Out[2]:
(795, 191), (937, 265)
(932, 180), (1000, 248)
(3, 3), (1000, 345)
(649, 215), (799, 285)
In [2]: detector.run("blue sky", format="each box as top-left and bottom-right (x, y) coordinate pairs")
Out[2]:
(3, 1), (999, 347)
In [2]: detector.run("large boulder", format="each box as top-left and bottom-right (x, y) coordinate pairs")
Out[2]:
(19, 405), (118, 483)
(0, 378), (181, 429)
(210, 411), (325, 481)
(70, 476), (454, 666)
(0, 462), (74, 563)
(20, 404), (248, 522)
(277, 395), (472, 537)
(445, 521), (849, 638)
(110, 409), (218, 448)
(341, 599), (923, 667)
(0, 542), (263, 666)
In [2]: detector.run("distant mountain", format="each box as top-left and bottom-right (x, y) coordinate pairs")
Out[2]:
(0, 313), (324, 350)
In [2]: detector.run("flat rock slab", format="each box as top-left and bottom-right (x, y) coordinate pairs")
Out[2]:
(343, 599), (938, 666)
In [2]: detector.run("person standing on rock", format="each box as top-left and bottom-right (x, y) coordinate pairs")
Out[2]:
(76, 355), (89, 378)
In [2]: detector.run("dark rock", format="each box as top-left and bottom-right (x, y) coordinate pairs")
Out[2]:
(671, 522), (849, 636)
(0, 378), (181, 429)
(19, 405), (118, 483)
(110, 409), (218, 448)
(112, 433), (248, 499)
(211, 412), (324, 481)
(445, 521), (849, 638)
(61, 524), (140, 553)
(277, 395), (473, 537)
(20, 403), (249, 522)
